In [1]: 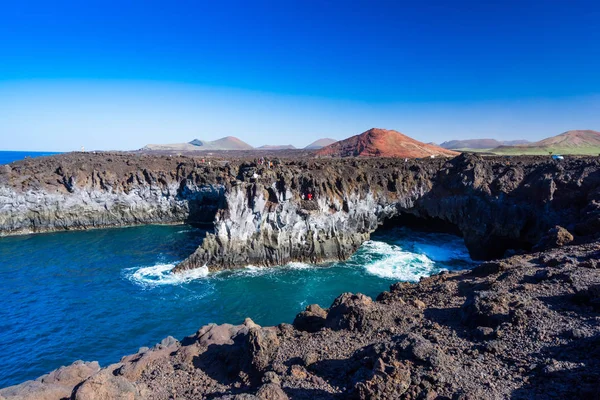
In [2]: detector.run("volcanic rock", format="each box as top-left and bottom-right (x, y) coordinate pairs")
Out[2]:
(0, 361), (99, 400)
(2, 152), (600, 272)
(325, 293), (374, 331)
(533, 225), (574, 250)
(293, 304), (328, 333)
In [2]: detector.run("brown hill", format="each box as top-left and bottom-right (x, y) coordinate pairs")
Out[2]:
(208, 136), (254, 150)
(440, 139), (503, 149)
(440, 139), (530, 150)
(532, 129), (600, 148)
(317, 128), (458, 158)
(143, 136), (253, 151)
(493, 130), (600, 155)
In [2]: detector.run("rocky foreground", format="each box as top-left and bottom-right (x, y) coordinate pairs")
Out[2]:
(1, 242), (598, 399)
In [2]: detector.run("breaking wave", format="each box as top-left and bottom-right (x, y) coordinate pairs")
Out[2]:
(359, 240), (440, 281)
(125, 263), (209, 288)
(226, 262), (315, 278)
(124, 231), (470, 287)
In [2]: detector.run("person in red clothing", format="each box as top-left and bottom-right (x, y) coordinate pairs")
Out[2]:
(307, 193), (313, 201)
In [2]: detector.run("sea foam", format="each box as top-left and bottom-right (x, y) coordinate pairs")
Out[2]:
(228, 262), (315, 277)
(126, 263), (209, 288)
(360, 240), (440, 281)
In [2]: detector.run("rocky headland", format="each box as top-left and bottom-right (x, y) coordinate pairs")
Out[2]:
(2, 152), (599, 270)
(1, 152), (599, 399)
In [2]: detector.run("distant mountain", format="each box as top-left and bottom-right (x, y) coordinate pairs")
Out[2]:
(493, 130), (600, 155)
(257, 145), (297, 150)
(304, 138), (337, 150)
(189, 139), (207, 147)
(143, 136), (254, 151)
(440, 139), (531, 150)
(208, 136), (254, 150)
(502, 139), (531, 146)
(317, 128), (458, 158)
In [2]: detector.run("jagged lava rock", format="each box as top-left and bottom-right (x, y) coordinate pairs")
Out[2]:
(2, 152), (600, 272)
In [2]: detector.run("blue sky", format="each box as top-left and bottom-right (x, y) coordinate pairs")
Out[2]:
(1, 0), (599, 151)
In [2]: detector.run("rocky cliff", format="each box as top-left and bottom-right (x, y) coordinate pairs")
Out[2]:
(2, 153), (600, 273)
(0, 153), (228, 235)
(176, 153), (600, 271)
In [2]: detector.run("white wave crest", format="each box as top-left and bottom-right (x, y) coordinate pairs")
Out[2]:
(360, 241), (439, 281)
(286, 262), (313, 270)
(126, 263), (209, 288)
(226, 262), (314, 278)
(238, 265), (267, 276)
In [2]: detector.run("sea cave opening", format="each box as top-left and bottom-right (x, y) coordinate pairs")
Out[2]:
(376, 212), (533, 261)
(377, 212), (463, 237)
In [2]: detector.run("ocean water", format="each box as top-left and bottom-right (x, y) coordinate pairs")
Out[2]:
(0, 151), (62, 165)
(0, 225), (473, 388)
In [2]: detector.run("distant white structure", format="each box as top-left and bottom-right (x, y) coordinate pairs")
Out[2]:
(81, 146), (85, 152)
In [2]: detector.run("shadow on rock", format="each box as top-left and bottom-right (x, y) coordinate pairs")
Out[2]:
(193, 333), (253, 387)
(511, 334), (600, 399)
(282, 387), (342, 400)
(191, 320), (281, 389)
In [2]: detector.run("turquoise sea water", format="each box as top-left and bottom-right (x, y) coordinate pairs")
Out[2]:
(0, 224), (473, 388)
(0, 151), (62, 165)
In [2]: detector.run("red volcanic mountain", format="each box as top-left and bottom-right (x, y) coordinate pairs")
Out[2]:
(317, 128), (458, 158)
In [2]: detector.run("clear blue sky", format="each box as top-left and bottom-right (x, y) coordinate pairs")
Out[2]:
(1, 0), (599, 151)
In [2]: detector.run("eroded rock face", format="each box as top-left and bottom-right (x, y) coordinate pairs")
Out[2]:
(2, 153), (600, 270)
(0, 153), (228, 236)
(176, 154), (600, 271)
(173, 183), (377, 271)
